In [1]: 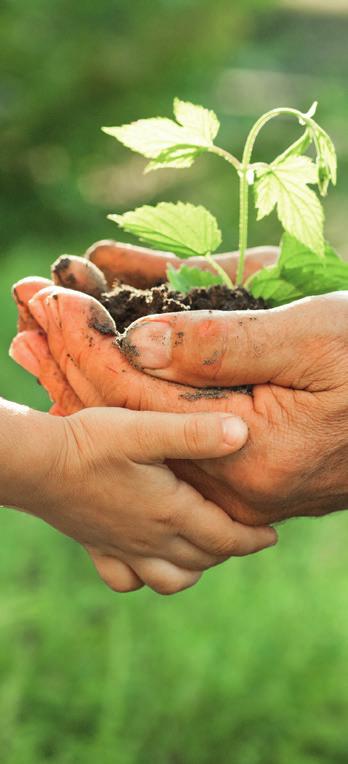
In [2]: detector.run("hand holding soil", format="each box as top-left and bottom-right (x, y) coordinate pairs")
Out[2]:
(127, 292), (348, 524)
(11, 242), (348, 532)
(10, 245), (279, 514)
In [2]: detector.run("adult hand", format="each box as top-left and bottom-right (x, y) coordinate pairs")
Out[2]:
(125, 293), (348, 525)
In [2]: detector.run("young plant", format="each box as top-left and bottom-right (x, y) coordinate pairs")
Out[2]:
(102, 98), (348, 304)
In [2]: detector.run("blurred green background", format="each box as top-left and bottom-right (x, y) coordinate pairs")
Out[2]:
(1, 1), (348, 762)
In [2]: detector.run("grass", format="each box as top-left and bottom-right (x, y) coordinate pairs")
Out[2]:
(2, 510), (348, 764)
(2, 247), (348, 763)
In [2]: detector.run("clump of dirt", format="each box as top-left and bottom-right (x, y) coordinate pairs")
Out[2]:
(100, 282), (267, 334)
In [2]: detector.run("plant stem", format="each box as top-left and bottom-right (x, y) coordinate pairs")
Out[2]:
(209, 146), (241, 172)
(237, 164), (250, 285)
(237, 106), (318, 285)
(206, 253), (234, 289)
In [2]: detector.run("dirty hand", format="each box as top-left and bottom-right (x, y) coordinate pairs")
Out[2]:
(10, 240), (278, 418)
(0, 398), (276, 594)
(10, 241), (282, 530)
(125, 293), (348, 524)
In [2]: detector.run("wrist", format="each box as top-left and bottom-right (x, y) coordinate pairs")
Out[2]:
(0, 398), (65, 514)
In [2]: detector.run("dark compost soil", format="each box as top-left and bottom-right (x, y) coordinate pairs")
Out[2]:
(100, 282), (267, 334)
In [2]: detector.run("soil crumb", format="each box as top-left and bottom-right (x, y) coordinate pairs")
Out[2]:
(100, 282), (266, 334)
(179, 386), (252, 401)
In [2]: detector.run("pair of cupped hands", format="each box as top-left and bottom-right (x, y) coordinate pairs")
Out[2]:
(10, 241), (348, 595)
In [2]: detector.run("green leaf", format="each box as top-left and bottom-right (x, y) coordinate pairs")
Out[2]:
(255, 155), (324, 256)
(102, 98), (219, 173)
(102, 118), (203, 157)
(144, 145), (204, 173)
(314, 125), (337, 196)
(167, 264), (223, 293)
(173, 98), (220, 142)
(108, 202), (222, 258)
(249, 233), (348, 307)
(274, 128), (313, 164)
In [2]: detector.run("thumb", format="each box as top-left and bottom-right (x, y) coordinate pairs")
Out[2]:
(120, 410), (248, 463)
(123, 294), (343, 389)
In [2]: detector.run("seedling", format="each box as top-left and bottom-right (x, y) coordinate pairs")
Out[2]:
(102, 98), (348, 306)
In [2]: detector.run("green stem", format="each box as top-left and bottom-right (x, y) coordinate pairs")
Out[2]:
(206, 253), (234, 289)
(237, 106), (318, 285)
(237, 164), (250, 285)
(209, 145), (241, 172)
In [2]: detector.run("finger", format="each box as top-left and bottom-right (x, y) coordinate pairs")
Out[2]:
(123, 294), (347, 389)
(121, 409), (248, 462)
(126, 556), (202, 595)
(174, 488), (278, 557)
(51, 255), (108, 297)
(162, 536), (227, 571)
(87, 548), (144, 593)
(10, 329), (83, 414)
(86, 239), (279, 289)
(12, 277), (53, 331)
(28, 286), (107, 408)
(86, 239), (179, 289)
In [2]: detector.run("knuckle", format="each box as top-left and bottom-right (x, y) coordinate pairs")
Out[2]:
(155, 485), (185, 528)
(212, 535), (239, 558)
(128, 414), (147, 455)
(189, 316), (231, 382)
(183, 417), (205, 452)
(154, 504), (175, 527)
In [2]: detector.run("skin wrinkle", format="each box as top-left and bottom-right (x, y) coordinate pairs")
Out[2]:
(271, 336), (347, 392)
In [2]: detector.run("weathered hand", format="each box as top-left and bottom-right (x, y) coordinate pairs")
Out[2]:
(10, 239), (278, 412)
(10, 240), (279, 532)
(125, 293), (348, 524)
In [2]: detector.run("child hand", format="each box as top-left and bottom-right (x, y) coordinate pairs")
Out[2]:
(10, 405), (276, 595)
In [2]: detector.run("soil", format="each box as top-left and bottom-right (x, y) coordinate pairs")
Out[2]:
(97, 282), (267, 398)
(100, 282), (267, 334)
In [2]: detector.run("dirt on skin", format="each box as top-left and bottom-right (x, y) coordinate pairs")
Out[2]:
(97, 282), (267, 399)
(100, 282), (267, 334)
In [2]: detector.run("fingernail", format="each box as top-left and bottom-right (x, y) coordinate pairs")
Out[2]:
(222, 416), (248, 447)
(127, 321), (173, 369)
